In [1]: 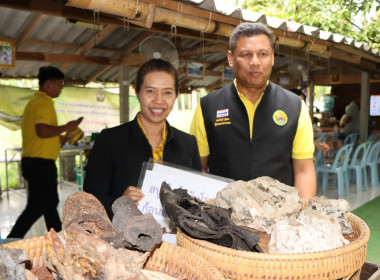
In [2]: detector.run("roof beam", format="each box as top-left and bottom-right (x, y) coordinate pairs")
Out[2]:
(0, 0), (223, 43)
(16, 51), (120, 65)
(59, 24), (118, 72)
(0, 36), (123, 55)
(15, 13), (45, 48)
(207, 57), (228, 70)
(276, 44), (380, 74)
(85, 31), (155, 83)
(140, 0), (242, 26)
(179, 43), (228, 58)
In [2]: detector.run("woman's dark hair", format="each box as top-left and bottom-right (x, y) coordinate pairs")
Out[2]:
(38, 66), (65, 87)
(229, 22), (274, 53)
(135, 59), (178, 96)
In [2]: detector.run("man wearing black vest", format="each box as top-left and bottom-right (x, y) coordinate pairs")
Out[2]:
(190, 22), (316, 199)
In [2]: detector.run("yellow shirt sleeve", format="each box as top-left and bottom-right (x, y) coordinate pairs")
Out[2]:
(292, 101), (315, 159)
(190, 102), (210, 157)
(35, 97), (56, 125)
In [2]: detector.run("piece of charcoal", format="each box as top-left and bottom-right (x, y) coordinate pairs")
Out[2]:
(112, 196), (162, 252)
(160, 182), (262, 252)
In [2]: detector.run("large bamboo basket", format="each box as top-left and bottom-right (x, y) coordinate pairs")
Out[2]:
(176, 212), (369, 280)
(1, 236), (225, 280)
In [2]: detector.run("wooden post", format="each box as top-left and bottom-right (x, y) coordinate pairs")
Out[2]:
(119, 66), (130, 124)
(308, 78), (315, 120)
(359, 72), (370, 143)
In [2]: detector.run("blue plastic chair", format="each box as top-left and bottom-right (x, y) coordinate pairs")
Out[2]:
(368, 133), (380, 164)
(314, 148), (325, 168)
(316, 143), (354, 198)
(368, 132), (380, 143)
(364, 141), (380, 188)
(315, 133), (328, 143)
(314, 133), (328, 167)
(347, 141), (372, 193)
(328, 132), (357, 162)
(343, 132), (358, 146)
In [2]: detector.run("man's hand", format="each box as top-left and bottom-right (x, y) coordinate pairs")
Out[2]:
(315, 141), (330, 152)
(65, 117), (83, 132)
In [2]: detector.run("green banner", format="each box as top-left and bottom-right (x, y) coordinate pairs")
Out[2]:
(55, 87), (121, 134)
(0, 85), (140, 133)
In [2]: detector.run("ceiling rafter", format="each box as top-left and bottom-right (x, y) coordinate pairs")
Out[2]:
(59, 24), (118, 72)
(207, 57), (228, 70)
(15, 13), (45, 48)
(139, 0), (242, 26)
(0, 0), (224, 42)
(179, 43), (228, 58)
(0, 36), (124, 55)
(16, 51), (121, 65)
(85, 31), (155, 84)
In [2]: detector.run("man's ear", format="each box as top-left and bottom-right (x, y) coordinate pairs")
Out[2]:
(227, 50), (234, 67)
(271, 49), (275, 66)
(40, 80), (51, 92)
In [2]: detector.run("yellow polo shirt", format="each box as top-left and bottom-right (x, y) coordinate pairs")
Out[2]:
(21, 91), (61, 160)
(190, 84), (314, 159)
(137, 113), (167, 163)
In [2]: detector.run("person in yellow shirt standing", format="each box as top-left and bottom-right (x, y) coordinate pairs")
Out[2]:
(190, 23), (316, 199)
(7, 66), (82, 238)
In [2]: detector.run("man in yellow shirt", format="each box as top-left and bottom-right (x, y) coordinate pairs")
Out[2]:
(190, 23), (316, 199)
(7, 66), (82, 238)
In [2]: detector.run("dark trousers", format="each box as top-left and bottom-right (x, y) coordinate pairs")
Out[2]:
(7, 157), (62, 238)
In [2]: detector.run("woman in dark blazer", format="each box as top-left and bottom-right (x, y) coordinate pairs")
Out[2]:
(84, 59), (201, 219)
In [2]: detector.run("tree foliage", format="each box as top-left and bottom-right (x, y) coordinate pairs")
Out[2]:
(243, 0), (379, 50)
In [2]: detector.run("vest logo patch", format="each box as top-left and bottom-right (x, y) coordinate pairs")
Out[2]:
(216, 109), (229, 118)
(273, 110), (288, 126)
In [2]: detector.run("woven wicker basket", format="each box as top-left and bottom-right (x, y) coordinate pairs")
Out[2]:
(145, 241), (225, 279)
(177, 212), (369, 280)
(1, 236), (225, 280)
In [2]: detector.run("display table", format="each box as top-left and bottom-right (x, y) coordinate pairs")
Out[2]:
(3, 143), (93, 199)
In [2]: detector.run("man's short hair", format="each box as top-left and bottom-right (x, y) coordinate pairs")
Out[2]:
(229, 22), (274, 53)
(38, 66), (65, 87)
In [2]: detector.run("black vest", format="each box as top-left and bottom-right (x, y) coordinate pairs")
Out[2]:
(201, 82), (301, 185)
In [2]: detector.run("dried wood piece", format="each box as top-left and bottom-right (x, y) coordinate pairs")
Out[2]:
(0, 247), (28, 280)
(160, 182), (261, 252)
(215, 176), (303, 234)
(29, 266), (55, 280)
(112, 196), (163, 252)
(44, 224), (147, 280)
(62, 191), (123, 248)
(306, 196), (353, 234)
(268, 208), (349, 253)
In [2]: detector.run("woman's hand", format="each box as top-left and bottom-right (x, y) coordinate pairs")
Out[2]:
(122, 186), (145, 205)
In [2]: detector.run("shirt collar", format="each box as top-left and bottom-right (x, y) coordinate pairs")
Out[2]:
(36, 90), (52, 100)
(233, 78), (269, 101)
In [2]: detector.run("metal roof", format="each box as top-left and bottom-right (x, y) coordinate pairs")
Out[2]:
(0, 0), (379, 91)
(182, 0), (379, 57)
